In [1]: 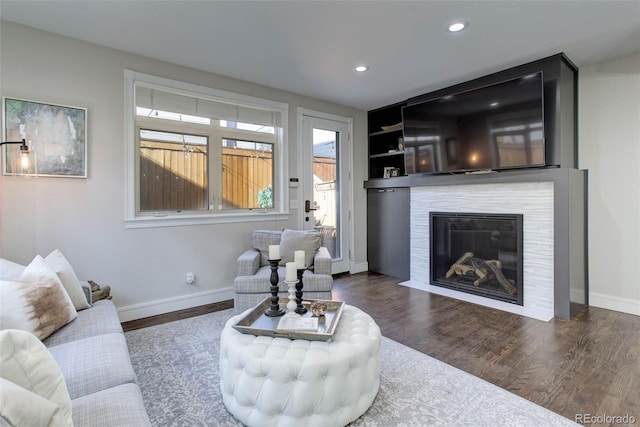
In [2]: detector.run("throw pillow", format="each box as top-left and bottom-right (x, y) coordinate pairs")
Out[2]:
(278, 229), (321, 267)
(44, 249), (90, 310)
(0, 378), (70, 427)
(1, 255), (78, 340)
(0, 279), (77, 341)
(0, 329), (73, 426)
(0, 257), (25, 281)
(251, 230), (283, 266)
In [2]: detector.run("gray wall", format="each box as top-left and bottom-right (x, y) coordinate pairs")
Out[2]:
(0, 21), (368, 320)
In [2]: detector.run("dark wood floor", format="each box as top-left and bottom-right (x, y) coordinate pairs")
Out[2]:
(123, 272), (640, 425)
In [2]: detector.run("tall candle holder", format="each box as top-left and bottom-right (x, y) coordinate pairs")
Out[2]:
(264, 259), (285, 317)
(295, 268), (307, 314)
(285, 280), (298, 316)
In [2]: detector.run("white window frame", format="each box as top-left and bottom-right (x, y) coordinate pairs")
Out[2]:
(124, 70), (289, 228)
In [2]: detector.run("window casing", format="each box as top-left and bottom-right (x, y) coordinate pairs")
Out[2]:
(124, 71), (289, 228)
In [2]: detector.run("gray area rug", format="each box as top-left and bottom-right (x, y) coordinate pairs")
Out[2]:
(125, 309), (577, 427)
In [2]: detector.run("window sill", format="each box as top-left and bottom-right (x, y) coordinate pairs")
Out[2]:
(124, 211), (290, 229)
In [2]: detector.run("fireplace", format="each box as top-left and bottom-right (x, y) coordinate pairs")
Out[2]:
(430, 212), (524, 305)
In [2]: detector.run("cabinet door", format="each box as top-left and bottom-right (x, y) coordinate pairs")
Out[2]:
(367, 188), (410, 279)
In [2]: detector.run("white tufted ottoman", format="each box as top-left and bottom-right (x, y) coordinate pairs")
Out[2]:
(219, 305), (381, 427)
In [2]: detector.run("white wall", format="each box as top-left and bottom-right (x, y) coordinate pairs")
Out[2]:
(579, 53), (640, 316)
(0, 21), (368, 320)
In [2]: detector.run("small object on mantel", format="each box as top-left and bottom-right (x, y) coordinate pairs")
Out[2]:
(310, 301), (328, 317)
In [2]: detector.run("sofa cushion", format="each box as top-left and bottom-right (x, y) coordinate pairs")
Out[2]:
(1, 277), (77, 340)
(0, 329), (73, 426)
(48, 333), (138, 399)
(44, 249), (91, 311)
(278, 229), (321, 267)
(71, 383), (151, 426)
(251, 229), (283, 266)
(44, 300), (123, 347)
(0, 258), (25, 280)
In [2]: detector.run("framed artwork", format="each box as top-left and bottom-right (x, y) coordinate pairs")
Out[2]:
(3, 97), (87, 177)
(383, 166), (394, 178)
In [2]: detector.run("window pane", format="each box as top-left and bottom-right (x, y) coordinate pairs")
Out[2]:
(221, 139), (273, 210)
(139, 129), (208, 212)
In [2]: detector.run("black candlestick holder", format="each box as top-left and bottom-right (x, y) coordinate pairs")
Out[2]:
(264, 259), (285, 317)
(295, 268), (307, 314)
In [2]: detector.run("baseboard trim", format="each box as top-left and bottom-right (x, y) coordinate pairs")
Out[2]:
(589, 292), (640, 316)
(117, 287), (235, 322)
(349, 261), (369, 274)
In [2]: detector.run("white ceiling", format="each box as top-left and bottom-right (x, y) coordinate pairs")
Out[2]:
(1, 1), (639, 110)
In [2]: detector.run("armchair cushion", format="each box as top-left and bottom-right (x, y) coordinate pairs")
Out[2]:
(312, 247), (332, 275)
(236, 249), (261, 277)
(278, 229), (321, 267)
(251, 230), (283, 267)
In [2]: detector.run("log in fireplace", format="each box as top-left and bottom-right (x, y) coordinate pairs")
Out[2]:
(430, 212), (523, 305)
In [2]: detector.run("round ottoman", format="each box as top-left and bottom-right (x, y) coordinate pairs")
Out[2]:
(219, 305), (381, 427)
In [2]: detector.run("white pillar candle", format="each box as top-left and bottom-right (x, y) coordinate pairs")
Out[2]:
(294, 250), (305, 269)
(268, 245), (280, 260)
(285, 262), (297, 281)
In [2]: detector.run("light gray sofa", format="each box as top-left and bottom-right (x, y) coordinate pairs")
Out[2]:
(42, 283), (151, 426)
(233, 230), (333, 313)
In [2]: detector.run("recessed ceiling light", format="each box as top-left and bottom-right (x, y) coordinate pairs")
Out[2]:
(448, 21), (467, 32)
(354, 65), (369, 73)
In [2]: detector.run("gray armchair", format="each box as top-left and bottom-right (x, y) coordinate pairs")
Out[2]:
(233, 229), (333, 313)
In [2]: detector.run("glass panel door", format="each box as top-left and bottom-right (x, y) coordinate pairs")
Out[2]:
(301, 113), (351, 274)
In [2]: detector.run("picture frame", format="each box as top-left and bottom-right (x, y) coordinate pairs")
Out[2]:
(3, 97), (87, 177)
(390, 168), (400, 177)
(383, 166), (394, 178)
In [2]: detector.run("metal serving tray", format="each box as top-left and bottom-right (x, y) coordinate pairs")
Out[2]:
(232, 298), (344, 341)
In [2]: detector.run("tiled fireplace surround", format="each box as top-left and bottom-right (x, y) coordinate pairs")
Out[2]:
(401, 169), (587, 321)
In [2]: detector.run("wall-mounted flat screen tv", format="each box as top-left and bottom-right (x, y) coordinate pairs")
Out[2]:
(402, 72), (545, 175)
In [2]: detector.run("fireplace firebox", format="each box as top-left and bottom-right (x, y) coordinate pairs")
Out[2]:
(430, 212), (524, 305)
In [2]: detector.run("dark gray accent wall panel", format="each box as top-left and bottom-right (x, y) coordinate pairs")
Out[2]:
(367, 188), (410, 279)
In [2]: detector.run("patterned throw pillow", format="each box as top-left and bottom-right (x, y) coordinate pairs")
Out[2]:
(0, 256), (77, 340)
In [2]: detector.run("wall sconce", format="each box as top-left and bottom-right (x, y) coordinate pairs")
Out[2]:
(1, 138), (38, 176)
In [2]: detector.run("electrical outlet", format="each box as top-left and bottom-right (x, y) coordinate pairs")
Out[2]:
(186, 272), (195, 284)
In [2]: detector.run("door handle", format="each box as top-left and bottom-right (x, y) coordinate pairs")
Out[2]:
(305, 200), (317, 213)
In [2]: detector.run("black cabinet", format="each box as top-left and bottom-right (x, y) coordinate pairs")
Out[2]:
(367, 187), (410, 279)
(368, 101), (407, 179)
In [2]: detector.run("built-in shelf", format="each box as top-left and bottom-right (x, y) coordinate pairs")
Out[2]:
(369, 151), (404, 159)
(368, 101), (407, 179)
(369, 129), (402, 137)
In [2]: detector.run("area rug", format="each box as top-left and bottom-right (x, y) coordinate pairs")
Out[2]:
(125, 309), (577, 426)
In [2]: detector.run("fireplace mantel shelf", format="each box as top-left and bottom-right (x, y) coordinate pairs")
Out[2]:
(364, 167), (584, 189)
